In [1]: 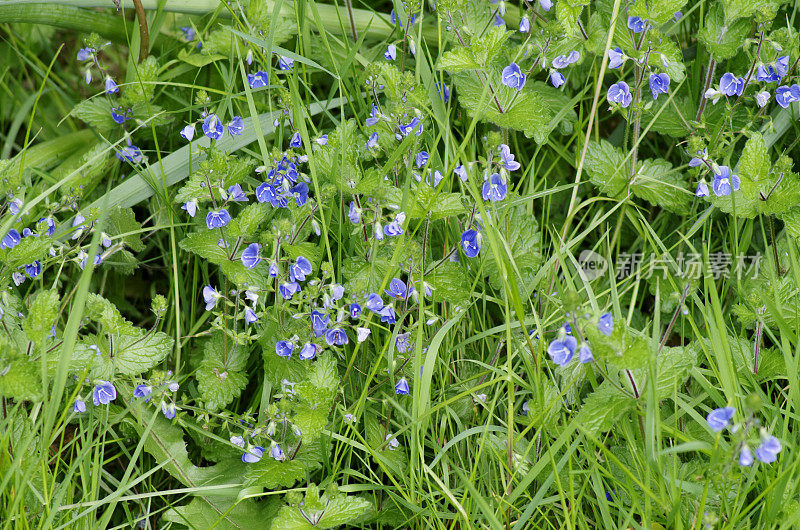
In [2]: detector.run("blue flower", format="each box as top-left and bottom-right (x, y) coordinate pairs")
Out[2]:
(38, 217), (56, 236)
(548, 336), (577, 365)
(325, 328), (349, 346)
(244, 307), (258, 324)
(385, 278), (410, 299)
(379, 305), (397, 324)
(365, 293), (384, 312)
(395, 377), (409, 395)
(366, 132), (379, 149)
(598, 313), (613, 336)
(227, 184), (247, 202)
(180, 26), (195, 41)
(242, 445), (264, 463)
(706, 406), (735, 431)
(255, 182), (275, 204)
(711, 166), (739, 196)
(299, 342), (317, 360)
(695, 181), (709, 197)
(290, 182), (309, 206)
(461, 229), (481, 258)
(180, 124), (195, 141)
(415, 151), (429, 168)
(607, 81), (632, 107)
(775, 84), (800, 108)
(76, 47), (94, 61)
(228, 116), (244, 137)
(133, 384), (152, 399)
(390, 9), (416, 27)
(206, 209), (231, 229)
(111, 107), (131, 124)
(25, 261), (41, 277)
(1, 229), (21, 249)
(498, 144), (520, 171)
(539, 0), (553, 10)
(289, 256), (313, 282)
(366, 104), (381, 126)
(202, 114), (224, 140)
(454, 164), (468, 181)
(279, 281), (301, 300)
(270, 444), (285, 461)
(92, 380), (117, 406)
(608, 47), (625, 69)
(348, 202), (361, 224)
(278, 56), (295, 70)
(775, 56), (790, 77)
(739, 445), (754, 466)
(241, 243), (261, 269)
(719, 73), (745, 96)
(501, 63), (526, 91)
(578, 343), (593, 363)
(552, 51), (579, 69)
(482, 172), (507, 201)
(384, 218), (404, 237)
(247, 71), (269, 88)
(626, 16), (647, 33)
(755, 91), (771, 108)
(755, 435), (782, 463)
(105, 76), (119, 94)
(350, 302), (362, 319)
(384, 44), (397, 61)
(202, 285), (220, 310)
(310, 310), (330, 337)
(399, 116), (423, 137)
(162, 402), (177, 419)
(396, 333), (410, 353)
(436, 82), (450, 103)
(73, 398), (86, 413)
(550, 71), (565, 88)
(648, 73), (670, 100)
(290, 132), (301, 148)
(519, 16), (530, 33)
(493, 13), (505, 26)
(275, 340), (294, 358)
(756, 64), (782, 84)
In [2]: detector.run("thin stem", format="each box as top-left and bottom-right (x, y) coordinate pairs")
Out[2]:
(695, 56), (716, 122)
(131, 0), (149, 62)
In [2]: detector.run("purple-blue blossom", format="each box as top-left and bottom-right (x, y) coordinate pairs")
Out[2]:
(548, 335), (577, 365)
(706, 406), (735, 431)
(501, 63), (526, 91)
(648, 73), (670, 100)
(711, 166), (739, 196)
(482, 173), (507, 201)
(92, 380), (117, 406)
(202, 114), (224, 140)
(607, 82), (633, 108)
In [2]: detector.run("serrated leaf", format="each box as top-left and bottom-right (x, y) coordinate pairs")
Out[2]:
(196, 333), (249, 410)
(438, 47), (480, 72)
(114, 330), (173, 376)
(23, 289), (59, 347)
(1, 235), (51, 270)
(271, 487), (372, 530)
(450, 74), (576, 145)
(629, 0), (687, 24)
(85, 293), (138, 336)
(108, 206), (145, 252)
(698, 5), (752, 59)
(631, 158), (692, 214)
(296, 354), (338, 407)
(584, 321), (653, 369)
(70, 98), (118, 134)
(738, 132), (770, 182)
(227, 203), (271, 238)
(164, 496), (280, 530)
(576, 381), (636, 437)
(293, 404), (328, 443)
(483, 206), (542, 297)
(0, 357), (42, 401)
(426, 262), (471, 306)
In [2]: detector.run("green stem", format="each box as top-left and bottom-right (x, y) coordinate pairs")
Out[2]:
(0, 4), (128, 42)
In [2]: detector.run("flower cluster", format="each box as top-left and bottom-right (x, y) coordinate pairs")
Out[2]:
(706, 407), (782, 467)
(546, 312), (612, 366)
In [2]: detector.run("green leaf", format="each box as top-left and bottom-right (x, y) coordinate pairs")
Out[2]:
(450, 74), (576, 145)
(631, 158), (692, 214)
(426, 262), (471, 306)
(107, 206), (145, 252)
(292, 404), (329, 443)
(698, 5), (752, 60)
(296, 354), (338, 408)
(23, 289), (59, 347)
(196, 333), (250, 410)
(483, 206), (542, 297)
(1, 235), (51, 270)
(70, 98), (118, 134)
(0, 356), (42, 402)
(243, 440), (323, 490)
(271, 486), (372, 530)
(113, 330), (173, 376)
(227, 203), (271, 238)
(583, 321), (653, 370)
(576, 381), (636, 437)
(164, 494), (280, 530)
(439, 47), (481, 72)
(629, 0), (687, 24)
(85, 293), (138, 336)
(738, 132), (770, 182)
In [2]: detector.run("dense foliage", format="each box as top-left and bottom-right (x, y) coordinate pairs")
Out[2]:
(1, 0), (799, 527)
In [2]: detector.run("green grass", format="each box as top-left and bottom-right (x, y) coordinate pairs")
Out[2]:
(2, 0), (800, 528)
